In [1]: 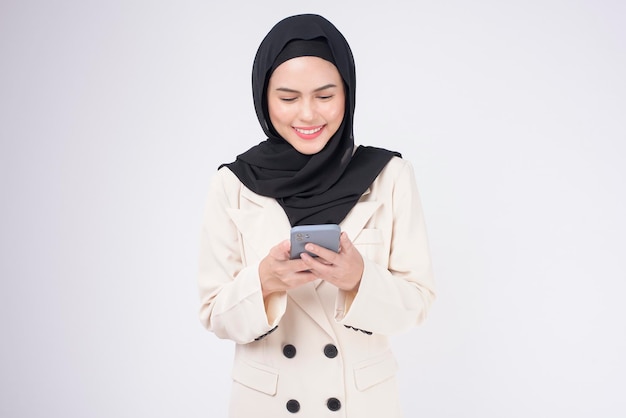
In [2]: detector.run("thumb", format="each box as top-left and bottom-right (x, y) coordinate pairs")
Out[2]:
(339, 232), (354, 251)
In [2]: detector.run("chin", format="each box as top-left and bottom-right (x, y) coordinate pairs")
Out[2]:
(295, 144), (326, 155)
(289, 137), (331, 155)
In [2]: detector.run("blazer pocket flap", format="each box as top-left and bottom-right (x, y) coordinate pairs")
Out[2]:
(232, 359), (279, 396)
(353, 350), (398, 391)
(353, 228), (383, 245)
(353, 228), (385, 265)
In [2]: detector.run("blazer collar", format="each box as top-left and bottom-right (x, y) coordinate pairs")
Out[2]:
(228, 186), (382, 255)
(226, 187), (291, 261)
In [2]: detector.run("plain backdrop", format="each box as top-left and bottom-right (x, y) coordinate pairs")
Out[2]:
(1, 1), (625, 417)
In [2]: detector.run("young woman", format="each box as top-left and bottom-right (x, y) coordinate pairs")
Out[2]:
(198, 14), (435, 417)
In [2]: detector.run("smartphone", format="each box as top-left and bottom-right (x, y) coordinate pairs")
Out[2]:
(290, 224), (341, 259)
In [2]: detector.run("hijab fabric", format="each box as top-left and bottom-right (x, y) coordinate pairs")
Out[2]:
(222, 14), (400, 226)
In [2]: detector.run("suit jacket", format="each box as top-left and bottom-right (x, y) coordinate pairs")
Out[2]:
(198, 156), (435, 418)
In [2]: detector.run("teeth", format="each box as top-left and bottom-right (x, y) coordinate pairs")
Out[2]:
(295, 126), (323, 135)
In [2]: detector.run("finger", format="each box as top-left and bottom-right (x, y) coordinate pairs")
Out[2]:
(338, 232), (355, 253)
(281, 267), (318, 287)
(269, 240), (291, 260)
(300, 252), (333, 276)
(289, 258), (315, 273)
(293, 269), (318, 281)
(304, 242), (339, 263)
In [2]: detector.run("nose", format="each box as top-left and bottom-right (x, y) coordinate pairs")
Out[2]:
(298, 98), (316, 122)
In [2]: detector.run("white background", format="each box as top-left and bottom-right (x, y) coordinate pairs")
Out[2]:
(1, 1), (625, 417)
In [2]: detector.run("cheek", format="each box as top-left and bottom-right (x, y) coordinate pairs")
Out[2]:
(328, 103), (345, 123)
(268, 102), (291, 125)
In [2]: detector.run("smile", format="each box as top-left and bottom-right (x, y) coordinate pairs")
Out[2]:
(293, 125), (325, 139)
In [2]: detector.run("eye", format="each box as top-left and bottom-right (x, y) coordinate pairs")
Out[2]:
(279, 97), (297, 102)
(317, 94), (334, 100)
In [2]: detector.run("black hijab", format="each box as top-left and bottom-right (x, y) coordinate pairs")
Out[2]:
(222, 14), (400, 226)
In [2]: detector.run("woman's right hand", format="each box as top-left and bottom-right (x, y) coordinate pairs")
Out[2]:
(259, 240), (318, 298)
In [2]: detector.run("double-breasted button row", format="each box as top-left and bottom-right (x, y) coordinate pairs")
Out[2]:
(285, 398), (342, 413)
(282, 343), (338, 359)
(282, 344), (340, 413)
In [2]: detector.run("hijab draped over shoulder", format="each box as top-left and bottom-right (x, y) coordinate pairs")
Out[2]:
(221, 14), (400, 226)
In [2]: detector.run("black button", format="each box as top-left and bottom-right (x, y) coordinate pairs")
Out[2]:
(324, 344), (338, 358)
(286, 399), (300, 413)
(327, 397), (341, 411)
(283, 344), (296, 358)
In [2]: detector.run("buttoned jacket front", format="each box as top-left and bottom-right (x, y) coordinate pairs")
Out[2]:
(198, 156), (435, 418)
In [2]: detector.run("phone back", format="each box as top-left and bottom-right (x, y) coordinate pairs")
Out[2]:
(290, 224), (340, 259)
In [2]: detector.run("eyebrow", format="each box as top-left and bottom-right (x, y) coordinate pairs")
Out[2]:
(274, 84), (338, 93)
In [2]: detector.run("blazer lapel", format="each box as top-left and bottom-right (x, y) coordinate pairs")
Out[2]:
(226, 187), (290, 261)
(294, 188), (382, 337)
(288, 282), (336, 337)
(225, 183), (382, 340)
(226, 186), (336, 337)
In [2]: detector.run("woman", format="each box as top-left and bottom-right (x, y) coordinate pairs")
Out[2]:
(198, 14), (435, 417)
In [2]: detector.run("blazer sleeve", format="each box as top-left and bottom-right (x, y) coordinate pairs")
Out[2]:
(197, 169), (287, 344)
(335, 159), (436, 335)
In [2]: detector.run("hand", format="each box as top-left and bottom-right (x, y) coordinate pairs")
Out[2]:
(259, 240), (318, 298)
(299, 232), (364, 292)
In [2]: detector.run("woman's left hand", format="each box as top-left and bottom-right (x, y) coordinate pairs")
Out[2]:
(300, 232), (364, 292)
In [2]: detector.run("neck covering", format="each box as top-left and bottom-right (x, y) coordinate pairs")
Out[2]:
(221, 14), (400, 226)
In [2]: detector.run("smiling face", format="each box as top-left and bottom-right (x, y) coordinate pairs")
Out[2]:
(267, 56), (346, 155)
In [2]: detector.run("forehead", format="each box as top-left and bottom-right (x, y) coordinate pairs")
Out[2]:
(268, 56), (342, 86)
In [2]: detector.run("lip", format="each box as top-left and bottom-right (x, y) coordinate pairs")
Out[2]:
(292, 125), (325, 140)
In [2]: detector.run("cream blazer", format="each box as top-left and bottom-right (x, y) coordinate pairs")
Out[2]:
(198, 156), (435, 418)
